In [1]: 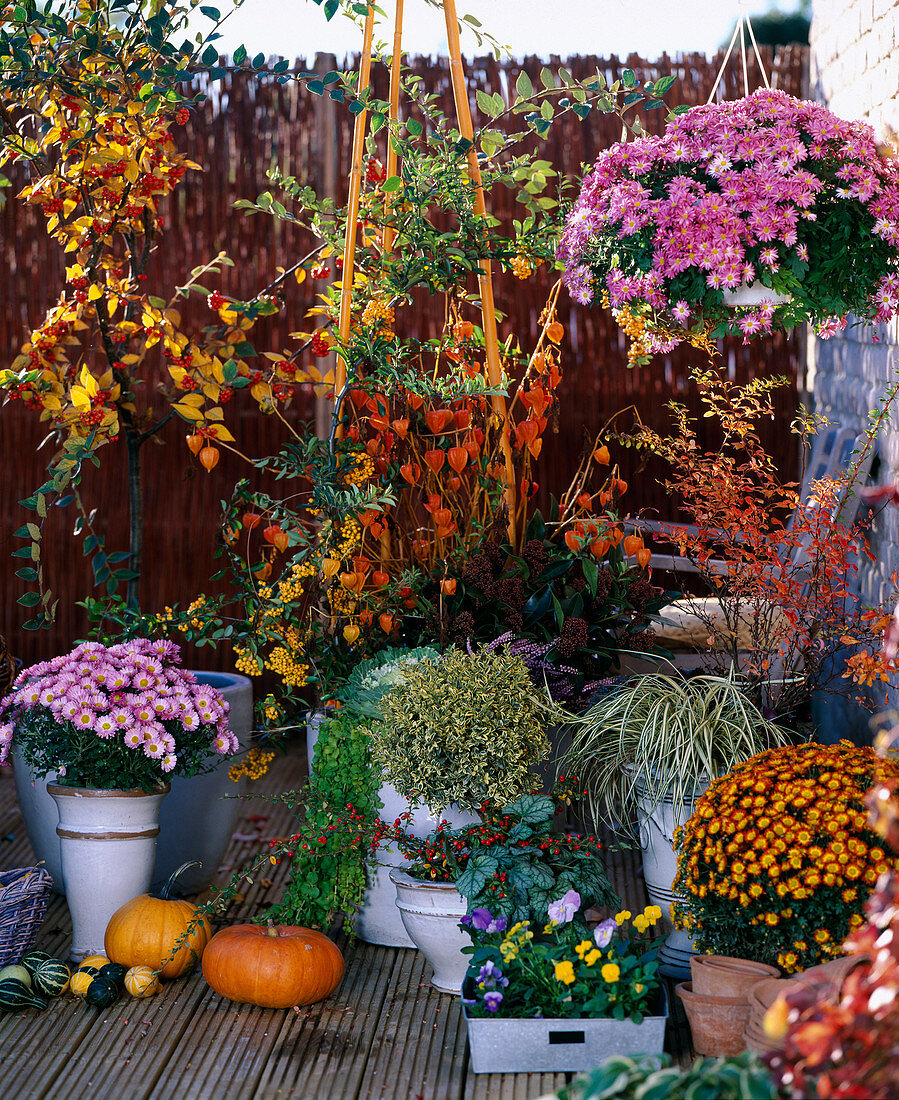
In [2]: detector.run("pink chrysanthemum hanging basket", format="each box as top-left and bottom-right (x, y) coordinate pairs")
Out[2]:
(558, 88), (899, 361)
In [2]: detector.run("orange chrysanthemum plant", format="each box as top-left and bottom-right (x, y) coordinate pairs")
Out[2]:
(762, 720), (899, 1099)
(672, 742), (899, 973)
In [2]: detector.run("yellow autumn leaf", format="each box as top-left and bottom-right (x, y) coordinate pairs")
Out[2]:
(79, 367), (98, 396)
(206, 407), (224, 421)
(178, 393), (205, 407)
(173, 403), (204, 421)
(250, 382), (272, 403)
(262, 352), (284, 362)
(124, 160), (139, 184)
(295, 268), (306, 285)
(211, 358), (225, 383)
(119, 354), (141, 365)
(70, 387), (91, 409)
(202, 383), (221, 402)
(88, 284), (103, 301)
(212, 425), (235, 442)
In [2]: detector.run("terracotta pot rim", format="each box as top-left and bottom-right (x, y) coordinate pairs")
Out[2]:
(676, 980), (752, 1006)
(47, 782), (171, 797)
(692, 955), (780, 976)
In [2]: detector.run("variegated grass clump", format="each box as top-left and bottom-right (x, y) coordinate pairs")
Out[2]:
(565, 671), (789, 837)
(373, 647), (550, 814)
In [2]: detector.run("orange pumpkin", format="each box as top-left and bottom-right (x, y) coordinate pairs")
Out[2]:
(104, 862), (212, 979)
(202, 922), (345, 1008)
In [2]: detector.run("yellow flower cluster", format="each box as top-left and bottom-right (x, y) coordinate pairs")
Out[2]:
(360, 297), (395, 331)
(500, 920), (535, 962)
(511, 255), (534, 279)
(344, 455), (375, 488)
(265, 647), (307, 686)
(228, 746), (276, 782)
(233, 644), (264, 677)
(673, 742), (899, 972)
(278, 561), (315, 602)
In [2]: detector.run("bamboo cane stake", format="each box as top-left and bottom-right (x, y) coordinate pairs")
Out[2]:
(382, 0), (404, 256)
(377, 0), (405, 567)
(441, 0), (518, 544)
(335, 3), (376, 406)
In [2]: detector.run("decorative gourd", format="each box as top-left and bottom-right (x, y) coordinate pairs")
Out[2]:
(104, 862), (212, 979)
(0, 977), (47, 1012)
(69, 971), (95, 998)
(84, 976), (119, 1008)
(31, 959), (70, 998)
(124, 966), (162, 998)
(97, 962), (128, 988)
(201, 921), (345, 1008)
(19, 950), (53, 976)
(0, 965), (32, 987)
(78, 955), (111, 971)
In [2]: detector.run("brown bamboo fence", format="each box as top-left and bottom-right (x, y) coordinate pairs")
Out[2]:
(0, 47), (807, 668)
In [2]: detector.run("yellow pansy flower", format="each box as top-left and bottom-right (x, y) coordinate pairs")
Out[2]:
(614, 910), (632, 925)
(585, 949), (602, 967)
(554, 960), (576, 985)
(575, 940), (592, 959)
(601, 963), (621, 983)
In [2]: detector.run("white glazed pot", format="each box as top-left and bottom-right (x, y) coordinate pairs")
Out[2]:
(633, 773), (709, 981)
(12, 671), (252, 898)
(306, 712), (477, 948)
(48, 782), (169, 962)
(389, 867), (470, 993)
(722, 280), (791, 307)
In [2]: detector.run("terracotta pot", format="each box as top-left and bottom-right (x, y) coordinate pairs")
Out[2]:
(691, 954), (780, 998)
(676, 981), (751, 1057)
(744, 977), (811, 1055)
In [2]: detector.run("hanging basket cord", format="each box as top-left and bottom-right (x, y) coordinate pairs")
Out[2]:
(707, 8), (771, 103)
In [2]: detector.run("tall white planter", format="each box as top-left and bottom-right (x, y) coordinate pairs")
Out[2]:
(389, 868), (470, 993)
(634, 775), (709, 981)
(48, 783), (169, 962)
(12, 671), (252, 898)
(306, 712), (477, 948)
(152, 672), (253, 894)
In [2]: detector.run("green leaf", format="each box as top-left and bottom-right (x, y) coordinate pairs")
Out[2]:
(476, 89), (500, 118)
(381, 175), (402, 192)
(405, 118), (423, 137)
(233, 44), (247, 65)
(18, 591), (41, 607)
(252, 52), (265, 68)
(540, 66), (555, 90)
(201, 45), (218, 67)
(199, 6), (221, 17)
(515, 70), (533, 99)
(621, 68), (636, 88)
(15, 567), (38, 581)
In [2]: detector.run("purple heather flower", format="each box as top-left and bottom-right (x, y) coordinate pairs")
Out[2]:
(547, 889), (580, 925)
(483, 991), (503, 1012)
(593, 918), (617, 949)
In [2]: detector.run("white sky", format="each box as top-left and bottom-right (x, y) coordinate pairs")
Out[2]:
(204, 0), (800, 62)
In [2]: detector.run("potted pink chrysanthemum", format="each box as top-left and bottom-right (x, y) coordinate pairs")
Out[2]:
(558, 88), (899, 363)
(0, 637), (236, 959)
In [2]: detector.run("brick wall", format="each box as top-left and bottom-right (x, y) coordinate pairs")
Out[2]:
(809, 0), (899, 735)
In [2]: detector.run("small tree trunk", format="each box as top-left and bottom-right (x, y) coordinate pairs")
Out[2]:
(126, 429), (143, 608)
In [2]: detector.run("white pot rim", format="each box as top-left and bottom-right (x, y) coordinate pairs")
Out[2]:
(388, 866), (458, 890)
(47, 782), (171, 797)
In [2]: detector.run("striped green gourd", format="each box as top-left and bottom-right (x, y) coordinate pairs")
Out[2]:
(31, 958), (71, 998)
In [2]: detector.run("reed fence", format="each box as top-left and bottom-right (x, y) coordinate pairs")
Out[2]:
(0, 46), (808, 668)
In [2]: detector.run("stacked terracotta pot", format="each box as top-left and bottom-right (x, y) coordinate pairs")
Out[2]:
(677, 955), (780, 1056)
(678, 954), (870, 1057)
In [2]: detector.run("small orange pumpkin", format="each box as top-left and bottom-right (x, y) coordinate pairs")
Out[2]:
(104, 862), (212, 979)
(202, 922), (345, 1008)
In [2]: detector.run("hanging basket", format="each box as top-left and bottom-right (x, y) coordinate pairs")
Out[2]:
(722, 281), (792, 308)
(0, 865), (53, 966)
(558, 87), (899, 358)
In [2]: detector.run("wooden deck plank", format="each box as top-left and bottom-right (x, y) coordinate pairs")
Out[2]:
(250, 939), (404, 1100)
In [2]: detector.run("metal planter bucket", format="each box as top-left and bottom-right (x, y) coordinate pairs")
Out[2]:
(464, 989), (668, 1073)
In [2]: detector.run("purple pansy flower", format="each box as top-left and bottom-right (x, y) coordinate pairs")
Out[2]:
(593, 918), (617, 949)
(547, 889), (581, 924)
